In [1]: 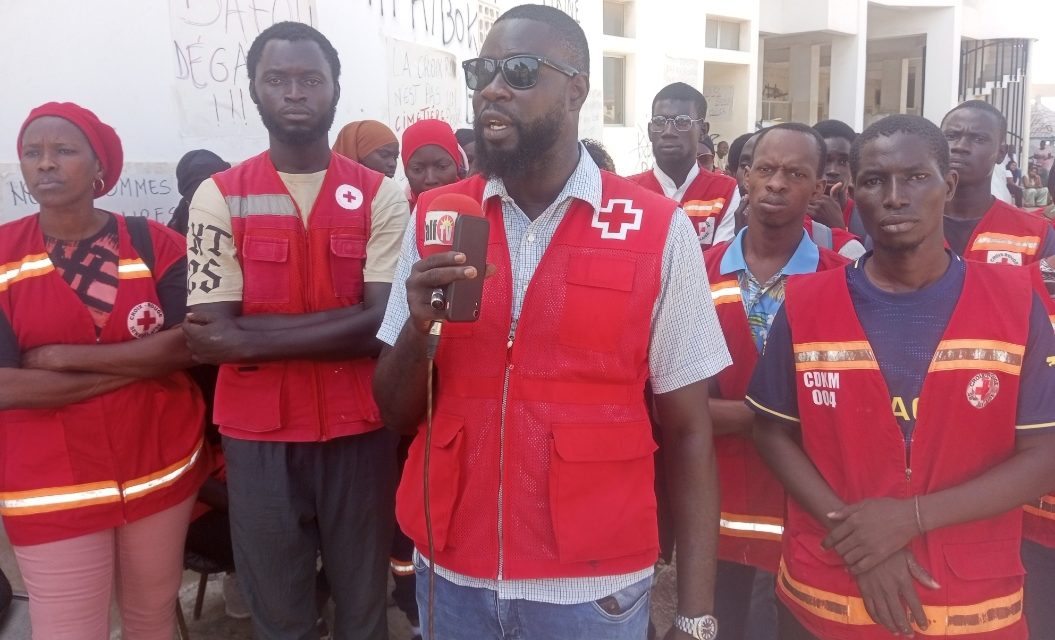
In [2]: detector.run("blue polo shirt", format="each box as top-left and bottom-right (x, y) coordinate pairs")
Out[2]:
(721, 227), (819, 353)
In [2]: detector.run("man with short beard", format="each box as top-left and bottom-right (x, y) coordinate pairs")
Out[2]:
(183, 21), (409, 640)
(374, 5), (729, 639)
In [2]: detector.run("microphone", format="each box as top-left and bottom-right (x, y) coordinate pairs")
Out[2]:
(419, 193), (485, 359)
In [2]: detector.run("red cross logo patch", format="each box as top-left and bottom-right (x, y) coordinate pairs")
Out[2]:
(335, 184), (364, 211)
(127, 302), (165, 338)
(592, 199), (643, 240)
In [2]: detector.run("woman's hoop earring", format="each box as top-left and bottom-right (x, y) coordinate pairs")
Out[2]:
(93, 177), (105, 194)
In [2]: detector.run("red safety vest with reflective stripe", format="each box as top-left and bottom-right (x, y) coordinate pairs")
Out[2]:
(777, 263), (1030, 639)
(958, 199), (1051, 265)
(396, 173), (672, 579)
(1026, 261), (1055, 548)
(626, 168), (738, 249)
(0, 213), (206, 546)
(210, 152), (383, 442)
(704, 239), (847, 572)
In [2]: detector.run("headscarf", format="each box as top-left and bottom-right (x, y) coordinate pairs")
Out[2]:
(17, 102), (123, 197)
(401, 119), (464, 173)
(169, 150), (231, 235)
(332, 120), (398, 161)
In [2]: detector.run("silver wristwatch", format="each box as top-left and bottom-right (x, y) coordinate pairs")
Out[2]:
(673, 613), (719, 640)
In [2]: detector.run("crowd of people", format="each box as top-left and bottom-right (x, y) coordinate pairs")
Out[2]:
(4, 3), (1055, 640)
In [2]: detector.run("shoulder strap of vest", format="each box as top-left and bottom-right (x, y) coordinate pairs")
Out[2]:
(810, 220), (834, 250)
(125, 216), (156, 275)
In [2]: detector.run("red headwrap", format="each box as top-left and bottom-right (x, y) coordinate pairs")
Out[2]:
(17, 102), (124, 198)
(401, 119), (464, 173)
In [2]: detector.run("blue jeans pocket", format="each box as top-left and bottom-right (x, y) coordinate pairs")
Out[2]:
(589, 576), (653, 622)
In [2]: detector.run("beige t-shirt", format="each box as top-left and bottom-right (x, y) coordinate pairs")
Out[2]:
(186, 171), (409, 306)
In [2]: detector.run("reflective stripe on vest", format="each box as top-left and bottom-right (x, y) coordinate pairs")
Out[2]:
(684, 199), (726, 216)
(224, 194), (298, 218)
(793, 341), (878, 371)
(719, 513), (783, 541)
(0, 253), (53, 292)
(0, 440), (202, 517)
(928, 340), (1024, 375)
(778, 559), (1024, 635)
(1025, 495), (1055, 521)
(117, 258), (152, 280)
(710, 280), (741, 306)
(970, 233), (1041, 256)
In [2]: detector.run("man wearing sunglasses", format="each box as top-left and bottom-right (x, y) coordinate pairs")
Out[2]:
(374, 5), (728, 640)
(628, 82), (740, 251)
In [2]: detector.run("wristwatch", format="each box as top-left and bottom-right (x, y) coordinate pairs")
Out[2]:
(673, 613), (719, 640)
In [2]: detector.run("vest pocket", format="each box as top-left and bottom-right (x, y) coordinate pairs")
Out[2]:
(330, 234), (366, 301)
(396, 413), (464, 553)
(1, 415), (77, 492)
(549, 421), (658, 563)
(941, 538), (1025, 611)
(559, 255), (635, 352)
(242, 236), (291, 304)
(213, 364), (284, 432)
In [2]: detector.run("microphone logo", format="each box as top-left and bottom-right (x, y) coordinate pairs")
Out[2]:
(424, 210), (458, 246)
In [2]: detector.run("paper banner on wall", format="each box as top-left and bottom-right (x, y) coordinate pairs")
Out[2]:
(664, 57), (700, 86)
(388, 39), (461, 135)
(169, 0), (317, 139)
(0, 163), (179, 225)
(703, 85), (734, 120)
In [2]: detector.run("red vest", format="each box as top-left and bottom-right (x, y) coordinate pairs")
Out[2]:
(211, 152), (384, 442)
(1026, 262), (1055, 548)
(704, 239), (847, 572)
(959, 199), (1051, 265)
(627, 168), (738, 249)
(0, 214), (206, 546)
(779, 263), (1030, 639)
(396, 173), (674, 579)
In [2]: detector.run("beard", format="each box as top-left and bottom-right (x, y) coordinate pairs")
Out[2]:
(258, 101), (337, 146)
(474, 103), (564, 179)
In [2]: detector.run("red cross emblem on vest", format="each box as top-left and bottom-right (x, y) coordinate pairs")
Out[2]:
(335, 184), (364, 211)
(127, 302), (165, 338)
(592, 199), (643, 240)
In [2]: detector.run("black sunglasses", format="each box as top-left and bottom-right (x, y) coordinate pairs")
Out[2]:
(462, 55), (581, 91)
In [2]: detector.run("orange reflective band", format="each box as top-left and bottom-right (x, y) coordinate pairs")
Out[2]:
(0, 253), (54, 292)
(793, 341), (878, 371)
(779, 559), (1023, 635)
(720, 512), (783, 541)
(1024, 495), (1055, 521)
(0, 480), (122, 516)
(121, 440), (203, 499)
(710, 280), (741, 305)
(684, 199), (726, 215)
(928, 339), (1024, 376)
(970, 233), (1040, 255)
(117, 259), (152, 280)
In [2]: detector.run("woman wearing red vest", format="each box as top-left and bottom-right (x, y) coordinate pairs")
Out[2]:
(3, 103), (206, 639)
(749, 115), (1055, 639)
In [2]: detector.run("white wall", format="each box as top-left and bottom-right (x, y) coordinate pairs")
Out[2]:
(0, 0), (603, 223)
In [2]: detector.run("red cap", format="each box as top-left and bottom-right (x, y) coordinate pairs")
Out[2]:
(18, 102), (124, 198)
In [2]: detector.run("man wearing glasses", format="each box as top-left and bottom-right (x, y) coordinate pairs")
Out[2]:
(374, 5), (729, 640)
(628, 83), (741, 251)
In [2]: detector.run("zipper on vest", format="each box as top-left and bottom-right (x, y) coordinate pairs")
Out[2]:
(904, 435), (914, 485)
(496, 320), (518, 580)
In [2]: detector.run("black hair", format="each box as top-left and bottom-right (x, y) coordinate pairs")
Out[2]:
(581, 138), (615, 172)
(653, 82), (708, 120)
(455, 128), (475, 146)
(246, 22), (341, 84)
(494, 5), (589, 72)
(851, 114), (950, 177)
(942, 99), (1008, 138)
(753, 123), (827, 176)
(813, 119), (857, 145)
(726, 132), (754, 173)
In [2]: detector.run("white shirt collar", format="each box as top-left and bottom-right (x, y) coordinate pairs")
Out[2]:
(652, 162), (701, 202)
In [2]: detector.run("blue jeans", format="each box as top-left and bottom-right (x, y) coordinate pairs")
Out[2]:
(414, 558), (652, 640)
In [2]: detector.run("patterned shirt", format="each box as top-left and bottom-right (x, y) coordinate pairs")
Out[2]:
(719, 227), (820, 352)
(45, 215), (120, 335)
(378, 146), (731, 603)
